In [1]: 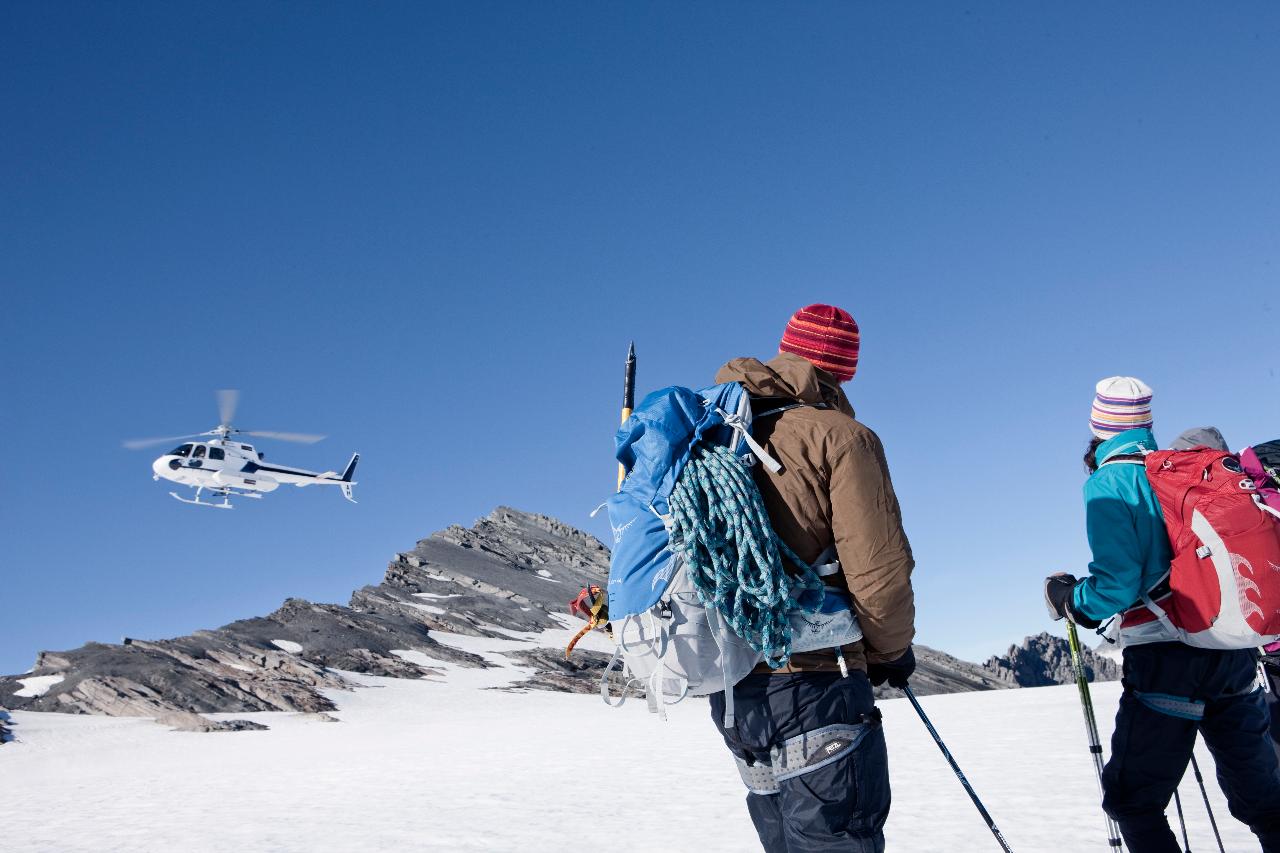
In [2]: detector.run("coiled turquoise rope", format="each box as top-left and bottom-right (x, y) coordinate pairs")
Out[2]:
(668, 442), (826, 668)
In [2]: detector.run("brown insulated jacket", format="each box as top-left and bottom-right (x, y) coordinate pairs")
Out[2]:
(714, 352), (916, 674)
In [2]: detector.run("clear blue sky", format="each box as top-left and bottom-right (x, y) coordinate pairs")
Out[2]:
(3, 3), (1278, 675)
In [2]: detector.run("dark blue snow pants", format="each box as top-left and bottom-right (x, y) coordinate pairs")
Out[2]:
(710, 671), (889, 853)
(1264, 655), (1280, 764)
(1102, 643), (1280, 853)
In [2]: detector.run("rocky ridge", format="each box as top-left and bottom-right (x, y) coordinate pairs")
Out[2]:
(0, 507), (1116, 732)
(983, 631), (1121, 686)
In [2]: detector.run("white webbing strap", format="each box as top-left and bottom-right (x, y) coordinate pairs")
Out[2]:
(1255, 494), (1280, 521)
(646, 610), (670, 720)
(705, 607), (736, 728)
(647, 669), (666, 719)
(717, 408), (784, 474)
(600, 648), (628, 708)
(1139, 591), (1183, 642)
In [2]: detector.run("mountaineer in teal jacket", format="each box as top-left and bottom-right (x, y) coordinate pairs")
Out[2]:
(1043, 377), (1280, 853)
(1070, 426), (1171, 626)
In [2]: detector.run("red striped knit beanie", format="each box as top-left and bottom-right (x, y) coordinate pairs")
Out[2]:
(779, 304), (860, 382)
(1090, 376), (1154, 438)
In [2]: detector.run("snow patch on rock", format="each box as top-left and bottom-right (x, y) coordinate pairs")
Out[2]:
(404, 601), (446, 615)
(14, 675), (63, 698)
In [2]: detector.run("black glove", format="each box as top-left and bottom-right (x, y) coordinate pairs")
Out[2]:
(1043, 573), (1101, 629)
(868, 647), (915, 689)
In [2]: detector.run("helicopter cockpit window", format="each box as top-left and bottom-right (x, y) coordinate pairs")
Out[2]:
(170, 444), (193, 457)
(192, 445), (207, 459)
(208, 447), (225, 461)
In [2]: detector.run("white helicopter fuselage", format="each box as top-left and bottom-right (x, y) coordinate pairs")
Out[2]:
(152, 439), (358, 503)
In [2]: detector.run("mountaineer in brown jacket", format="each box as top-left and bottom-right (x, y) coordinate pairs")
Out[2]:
(709, 304), (916, 853)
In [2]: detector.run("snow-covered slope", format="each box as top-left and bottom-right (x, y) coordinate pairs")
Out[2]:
(1, 630), (1251, 853)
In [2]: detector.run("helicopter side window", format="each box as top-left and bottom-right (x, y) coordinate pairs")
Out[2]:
(192, 445), (207, 459)
(170, 444), (193, 457)
(208, 447), (225, 461)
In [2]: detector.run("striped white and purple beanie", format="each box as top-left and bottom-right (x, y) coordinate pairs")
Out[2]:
(1090, 376), (1154, 438)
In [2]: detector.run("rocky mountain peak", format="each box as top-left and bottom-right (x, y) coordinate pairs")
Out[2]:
(427, 506), (610, 573)
(983, 631), (1120, 686)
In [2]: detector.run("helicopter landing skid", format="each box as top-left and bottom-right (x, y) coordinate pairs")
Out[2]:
(169, 486), (261, 509)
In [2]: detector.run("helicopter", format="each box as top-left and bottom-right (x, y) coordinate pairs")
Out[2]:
(124, 390), (359, 509)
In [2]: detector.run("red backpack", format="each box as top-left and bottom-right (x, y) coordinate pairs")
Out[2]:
(1112, 448), (1280, 649)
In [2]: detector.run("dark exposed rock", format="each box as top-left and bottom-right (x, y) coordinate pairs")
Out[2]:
(981, 631), (1121, 687)
(501, 648), (614, 695)
(874, 645), (1019, 700)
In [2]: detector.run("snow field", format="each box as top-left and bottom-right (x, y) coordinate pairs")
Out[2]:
(0, 631), (1257, 853)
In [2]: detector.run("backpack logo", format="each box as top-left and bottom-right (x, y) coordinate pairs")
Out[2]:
(1233, 553), (1265, 622)
(798, 615), (834, 634)
(611, 516), (637, 544)
(651, 559), (676, 590)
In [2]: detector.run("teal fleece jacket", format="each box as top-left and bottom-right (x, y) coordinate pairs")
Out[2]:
(1071, 428), (1173, 623)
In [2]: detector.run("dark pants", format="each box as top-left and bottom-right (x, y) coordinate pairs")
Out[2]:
(710, 671), (889, 853)
(1102, 643), (1280, 853)
(1264, 655), (1280, 765)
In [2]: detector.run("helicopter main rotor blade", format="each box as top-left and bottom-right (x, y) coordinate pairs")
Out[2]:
(216, 389), (240, 428)
(122, 433), (209, 450)
(243, 430), (326, 444)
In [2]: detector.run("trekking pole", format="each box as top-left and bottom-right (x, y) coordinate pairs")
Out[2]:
(1172, 789), (1190, 852)
(1188, 753), (1225, 853)
(1065, 619), (1124, 850)
(617, 342), (636, 490)
(901, 685), (1014, 852)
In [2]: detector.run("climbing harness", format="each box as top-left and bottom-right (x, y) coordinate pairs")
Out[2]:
(734, 710), (883, 795)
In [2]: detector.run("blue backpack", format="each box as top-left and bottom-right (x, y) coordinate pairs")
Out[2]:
(600, 381), (862, 728)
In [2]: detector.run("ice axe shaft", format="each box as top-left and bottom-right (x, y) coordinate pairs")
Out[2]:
(617, 342), (636, 490)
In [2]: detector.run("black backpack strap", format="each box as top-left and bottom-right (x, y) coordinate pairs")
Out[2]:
(1100, 453), (1146, 468)
(754, 400), (830, 420)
